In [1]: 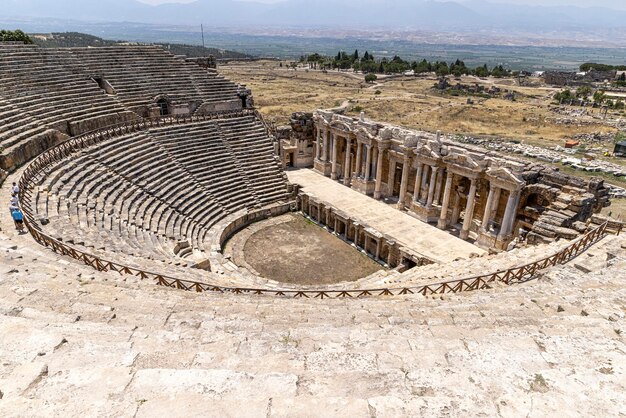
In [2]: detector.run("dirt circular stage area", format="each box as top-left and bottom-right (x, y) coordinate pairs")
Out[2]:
(225, 214), (382, 285)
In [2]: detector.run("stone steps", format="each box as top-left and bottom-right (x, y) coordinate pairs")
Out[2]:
(68, 46), (241, 111)
(0, 213), (624, 416)
(25, 115), (291, 287)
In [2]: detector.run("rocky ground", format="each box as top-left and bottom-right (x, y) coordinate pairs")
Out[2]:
(1, 175), (626, 417)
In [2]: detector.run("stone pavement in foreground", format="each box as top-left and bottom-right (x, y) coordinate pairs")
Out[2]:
(0, 172), (625, 416)
(287, 169), (486, 263)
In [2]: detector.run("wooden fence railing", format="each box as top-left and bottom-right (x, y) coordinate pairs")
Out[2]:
(17, 115), (624, 299)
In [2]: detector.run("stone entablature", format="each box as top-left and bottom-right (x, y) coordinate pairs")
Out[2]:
(311, 111), (609, 250)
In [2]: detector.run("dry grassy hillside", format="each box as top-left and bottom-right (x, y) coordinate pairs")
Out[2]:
(221, 61), (618, 148)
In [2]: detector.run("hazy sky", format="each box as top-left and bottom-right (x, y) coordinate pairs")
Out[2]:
(137, 0), (626, 9)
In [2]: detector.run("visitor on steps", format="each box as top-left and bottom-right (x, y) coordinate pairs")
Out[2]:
(9, 194), (19, 209)
(12, 182), (19, 195)
(10, 208), (24, 233)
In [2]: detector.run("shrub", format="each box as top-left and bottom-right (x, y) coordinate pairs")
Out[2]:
(0, 29), (33, 44)
(364, 73), (378, 83)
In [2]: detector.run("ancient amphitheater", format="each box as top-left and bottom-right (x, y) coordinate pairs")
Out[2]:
(1, 43), (625, 417)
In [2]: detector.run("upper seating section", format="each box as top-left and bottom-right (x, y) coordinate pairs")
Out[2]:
(69, 46), (242, 115)
(0, 43), (246, 172)
(0, 44), (134, 137)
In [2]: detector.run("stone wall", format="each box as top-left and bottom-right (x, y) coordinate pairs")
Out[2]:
(0, 130), (69, 173)
(544, 70), (618, 87)
(278, 112), (315, 168)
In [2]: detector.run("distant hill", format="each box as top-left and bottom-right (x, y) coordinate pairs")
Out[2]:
(2, 0), (626, 31)
(31, 32), (252, 59)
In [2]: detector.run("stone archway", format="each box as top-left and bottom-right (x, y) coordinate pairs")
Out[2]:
(156, 98), (170, 116)
(518, 185), (557, 227)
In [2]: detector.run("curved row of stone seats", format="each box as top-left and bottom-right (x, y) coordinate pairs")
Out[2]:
(183, 60), (247, 104)
(69, 46), (240, 111)
(148, 124), (258, 213)
(215, 117), (290, 205)
(37, 133), (221, 255)
(149, 116), (289, 209)
(0, 97), (64, 171)
(28, 116), (290, 271)
(32, 167), (190, 265)
(348, 239), (573, 290)
(0, 45), (135, 133)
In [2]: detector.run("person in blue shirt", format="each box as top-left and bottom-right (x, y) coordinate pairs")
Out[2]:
(10, 208), (24, 233)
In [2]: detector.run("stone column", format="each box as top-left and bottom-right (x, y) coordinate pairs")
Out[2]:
(355, 141), (363, 178)
(426, 167), (439, 208)
(459, 179), (478, 240)
(413, 163), (423, 203)
(437, 172), (454, 229)
(434, 169), (444, 205)
(498, 190), (521, 240)
(331, 134), (339, 180)
(322, 129), (329, 162)
(397, 155), (410, 208)
(481, 185), (497, 232)
(374, 147), (384, 199)
(420, 165), (430, 202)
(315, 128), (322, 160)
(489, 187), (502, 221)
(375, 238), (381, 260)
(343, 137), (352, 185)
(451, 192), (461, 225)
(364, 145), (372, 181)
(371, 147), (378, 179)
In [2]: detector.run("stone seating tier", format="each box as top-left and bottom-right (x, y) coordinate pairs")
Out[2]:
(30, 117), (291, 269)
(1, 214), (624, 417)
(0, 46), (131, 129)
(68, 46), (241, 110)
(0, 44), (251, 171)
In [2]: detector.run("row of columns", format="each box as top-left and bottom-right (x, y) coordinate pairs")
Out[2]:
(316, 129), (383, 186)
(355, 143), (374, 181)
(314, 125), (522, 244)
(314, 127), (330, 162)
(407, 162), (445, 209)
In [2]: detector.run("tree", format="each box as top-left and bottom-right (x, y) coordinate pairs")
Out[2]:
(413, 59), (431, 74)
(490, 65), (510, 78)
(474, 64), (489, 78)
(352, 49), (359, 61)
(554, 89), (573, 103)
(576, 85), (592, 99)
(0, 29), (33, 44)
(365, 73), (378, 83)
(593, 90), (606, 104)
(434, 62), (449, 77)
(363, 51), (370, 61)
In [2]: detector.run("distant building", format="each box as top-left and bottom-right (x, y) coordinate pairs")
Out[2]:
(614, 141), (626, 157)
(544, 70), (617, 87)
